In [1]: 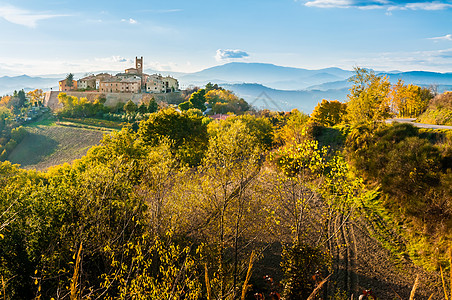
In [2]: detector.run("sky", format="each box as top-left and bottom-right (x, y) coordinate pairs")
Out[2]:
(0, 0), (451, 76)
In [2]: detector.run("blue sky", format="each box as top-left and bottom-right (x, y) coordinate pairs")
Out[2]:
(0, 0), (451, 76)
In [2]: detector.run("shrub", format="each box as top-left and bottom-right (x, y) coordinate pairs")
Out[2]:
(281, 243), (331, 300)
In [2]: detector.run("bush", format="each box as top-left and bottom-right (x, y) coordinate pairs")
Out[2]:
(10, 126), (28, 142)
(281, 243), (331, 300)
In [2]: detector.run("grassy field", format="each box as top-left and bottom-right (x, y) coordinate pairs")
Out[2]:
(8, 121), (111, 171)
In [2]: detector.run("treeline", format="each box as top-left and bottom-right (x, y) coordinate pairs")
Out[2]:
(56, 93), (158, 122)
(57, 83), (251, 123)
(309, 68), (436, 128)
(1, 68), (452, 299)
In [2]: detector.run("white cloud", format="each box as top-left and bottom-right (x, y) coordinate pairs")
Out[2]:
(0, 4), (69, 27)
(303, 0), (452, 10)
(429, 34), (452, 41)
(215, 49), (250, 61)
(405, 1), (452, 9)
(305, 0), (354, 8)
(121, 18), (137, 24)
(94, 56), (133, 64)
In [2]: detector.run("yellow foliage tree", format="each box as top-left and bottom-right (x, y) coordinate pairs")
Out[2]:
(390, 80), (431, 117)
(310, 99), (347, 127)
(0, 96), (12, 107)
(347, 67), (392, 124)
(26, 89), (44, 106)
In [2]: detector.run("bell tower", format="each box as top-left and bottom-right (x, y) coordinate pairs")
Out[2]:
(136, 56), (143, 75)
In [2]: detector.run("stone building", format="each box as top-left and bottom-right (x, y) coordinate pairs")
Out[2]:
(146, 74), (179, 93)
(99, 76), (141, 93)
(59, 79), (77, 91)
(62, 57), (179, 94)
(78, 73), (112, 90)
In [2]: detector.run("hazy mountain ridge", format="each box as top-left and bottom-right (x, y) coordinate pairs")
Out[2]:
(178, 62), (354, 90)
(1, 62), (451, 113)
(221, 83), (350, 113)
(0, 75), (59, 95)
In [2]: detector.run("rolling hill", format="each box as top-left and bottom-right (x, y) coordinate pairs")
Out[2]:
(8, 122), (110, 170)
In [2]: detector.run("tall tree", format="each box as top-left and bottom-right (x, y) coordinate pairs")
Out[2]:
(65, 73), (74, 87)
(347, 67), (392, 124)
(199, 119), (263, 299)
(123, 100), (138, 114)
(390, 80), (432, 117)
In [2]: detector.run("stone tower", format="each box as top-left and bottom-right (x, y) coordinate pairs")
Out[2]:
(136, 56), (143, 75)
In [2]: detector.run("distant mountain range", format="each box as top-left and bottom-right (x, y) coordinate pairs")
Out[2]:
(220, 83), (350, 113)
(0, 75), (59, 95)
(1, 62), (451, 113)
(178, 62), (354, 90)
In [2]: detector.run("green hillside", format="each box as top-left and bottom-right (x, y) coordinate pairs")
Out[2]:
(7, 121), (110, 170)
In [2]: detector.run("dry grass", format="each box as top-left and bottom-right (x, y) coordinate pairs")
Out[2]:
(409, 275), (419, 300)
(70, 242), (83, 300)
(204, 263), (212, 300)
(306, 273), (331, 300)
(241, 251), (255, 300)
(8, 124), (108, 170)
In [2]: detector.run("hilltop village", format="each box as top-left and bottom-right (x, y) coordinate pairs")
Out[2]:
(58, 57), (179, 94)
(42, 57), (181, 110)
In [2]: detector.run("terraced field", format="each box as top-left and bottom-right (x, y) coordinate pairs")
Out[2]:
(8, 121), (111, 170)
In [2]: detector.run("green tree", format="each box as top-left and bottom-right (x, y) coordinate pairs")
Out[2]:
(17, 90), (26, 108)
(188, 89), (206, 111)
(147, 97), (158, 113)
(281, 244), (330, 300)
(205, 82), (222, 92)
(0, 106), (13, 134)
(124, 100), (138, 114)
(178, 101), (193, 111)
(137, 103), (148, 114)
(209, 114), (274, 149)
(138, 108), (208, 166)
(65, 73), (74, 87)
(345, 123), (443, 218)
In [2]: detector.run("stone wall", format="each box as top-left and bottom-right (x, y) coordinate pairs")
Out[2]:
(44, 91), (183, 111)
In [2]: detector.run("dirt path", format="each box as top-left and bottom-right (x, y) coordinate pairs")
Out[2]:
(327, 206), (443, 299)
